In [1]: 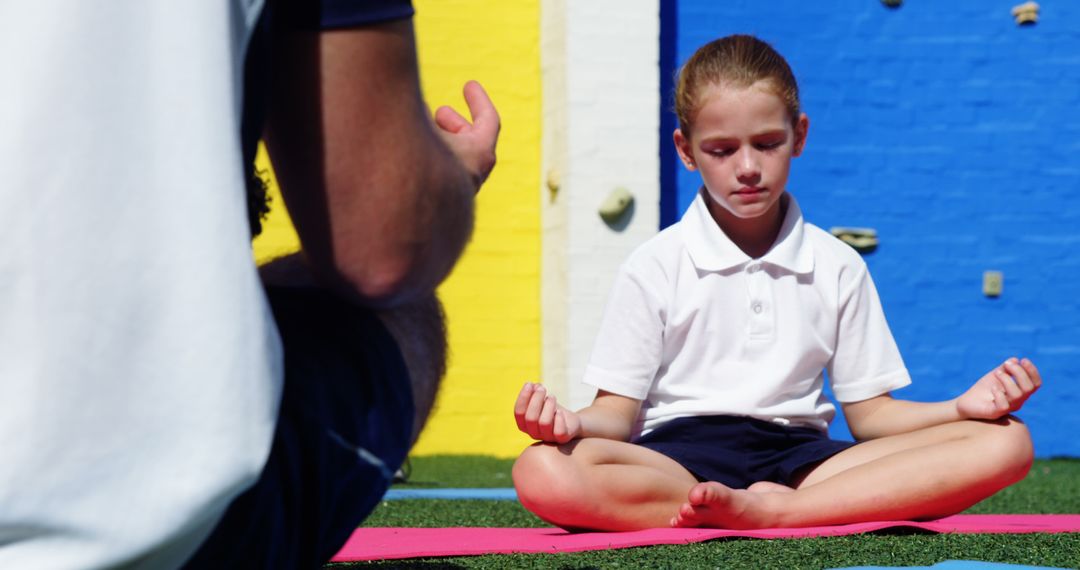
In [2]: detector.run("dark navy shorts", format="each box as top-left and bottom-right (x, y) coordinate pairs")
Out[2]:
(184, 286), (414, 569)
(636, 415), (854, 489)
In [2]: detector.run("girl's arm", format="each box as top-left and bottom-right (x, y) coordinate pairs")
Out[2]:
(514, 384), (641, 444)
(843, 358), (1042, 441)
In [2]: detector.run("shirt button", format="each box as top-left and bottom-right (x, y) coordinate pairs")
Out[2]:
(747, 263), (759, 273)
(752, 302), (763, 314)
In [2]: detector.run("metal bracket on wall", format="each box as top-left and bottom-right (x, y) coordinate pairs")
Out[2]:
(830, 227), (879, 254)
(983, 271), (1004, 297)
(1012, 2), (1039, 25)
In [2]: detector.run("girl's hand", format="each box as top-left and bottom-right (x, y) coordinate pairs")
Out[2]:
(434, 80), (500, 190)
(513, 383), (582, 443)
(956, 358), (1042, 420)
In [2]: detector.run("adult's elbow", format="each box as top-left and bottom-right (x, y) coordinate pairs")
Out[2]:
(291, 164), (474, 306)
(335, 254), (431, 308)
(347, 269), (411, 307)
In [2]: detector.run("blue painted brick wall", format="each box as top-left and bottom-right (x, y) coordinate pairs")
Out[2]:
(662, 0), (1080, 456)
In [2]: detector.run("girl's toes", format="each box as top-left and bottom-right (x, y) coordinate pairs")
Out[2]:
(689, 481), (729, 506)
(687, 483), (711, 505)
(674, 503), (700, 527)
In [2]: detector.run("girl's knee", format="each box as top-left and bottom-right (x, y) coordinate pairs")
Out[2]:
(976, 417), (1033, 483)
(998, 417), (1034, 477)
(513, 443), (590, 522)
(512, 443), (554, 490)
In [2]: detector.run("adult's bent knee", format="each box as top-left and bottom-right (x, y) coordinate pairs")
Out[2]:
(376, 293), (447, 442)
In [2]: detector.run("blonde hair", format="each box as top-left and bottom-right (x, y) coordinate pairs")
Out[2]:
(675, 35), (800, 135)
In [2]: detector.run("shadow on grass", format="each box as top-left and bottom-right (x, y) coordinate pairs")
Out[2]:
(865, 526), (938, 536)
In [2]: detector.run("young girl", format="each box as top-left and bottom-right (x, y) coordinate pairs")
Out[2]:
(512, 35), (1041, 531)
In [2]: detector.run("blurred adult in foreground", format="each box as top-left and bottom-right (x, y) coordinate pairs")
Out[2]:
(0, 0), (497, 567)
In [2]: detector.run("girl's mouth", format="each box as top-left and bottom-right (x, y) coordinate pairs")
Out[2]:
(734, 187), (766, 196)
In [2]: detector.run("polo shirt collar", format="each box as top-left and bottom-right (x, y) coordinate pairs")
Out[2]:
(683, 189), (814, 274)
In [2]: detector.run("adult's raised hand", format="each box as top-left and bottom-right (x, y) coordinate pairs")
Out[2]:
(434, 80), (500, 190)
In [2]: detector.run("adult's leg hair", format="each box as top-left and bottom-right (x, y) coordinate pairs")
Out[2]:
(375, 294), (446, 443)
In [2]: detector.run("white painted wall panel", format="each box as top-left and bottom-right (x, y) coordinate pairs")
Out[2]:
(543, 0), (661, 410)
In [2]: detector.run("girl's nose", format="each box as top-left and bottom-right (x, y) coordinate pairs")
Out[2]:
(735, 149), (761, 181)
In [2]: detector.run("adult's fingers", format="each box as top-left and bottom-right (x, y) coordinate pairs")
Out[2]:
(462, 80), (500, 137)
(434, 105), (470, 134)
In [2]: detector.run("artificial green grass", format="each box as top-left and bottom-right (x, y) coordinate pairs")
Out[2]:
(967, 459), (1080, 515)
(362, 500), (540, 528)
(389, 455), (517, 489)
(329, 457), (1080, 569)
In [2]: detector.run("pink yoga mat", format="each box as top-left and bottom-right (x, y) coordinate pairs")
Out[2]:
(331, 515), (1080, 562)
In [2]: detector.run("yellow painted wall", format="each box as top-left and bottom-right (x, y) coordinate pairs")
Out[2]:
(252, 1), (541, 458)
(252, 144), (299, 263)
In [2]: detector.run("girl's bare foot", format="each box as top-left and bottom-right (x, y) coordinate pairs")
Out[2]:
(670, 481), (781, 529)
(746, 481), (794, 493)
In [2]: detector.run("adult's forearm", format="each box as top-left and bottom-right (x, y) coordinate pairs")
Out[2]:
(265, 19), (477, 308)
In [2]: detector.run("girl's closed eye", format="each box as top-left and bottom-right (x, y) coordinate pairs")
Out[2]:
(705, 141), (781, 158)
(700, 140), (737, 157)
(751, 132), (787, 151)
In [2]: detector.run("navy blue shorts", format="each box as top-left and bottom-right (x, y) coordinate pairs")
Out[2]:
(636, 415), (854, 489)
(184, 286), (413, 569)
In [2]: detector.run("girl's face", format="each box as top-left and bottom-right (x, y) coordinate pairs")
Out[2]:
(674, 81), (808, 227)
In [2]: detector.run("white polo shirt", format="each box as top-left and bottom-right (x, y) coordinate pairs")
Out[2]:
(583, 191), (911, 437)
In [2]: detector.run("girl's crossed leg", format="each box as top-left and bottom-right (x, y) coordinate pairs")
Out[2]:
(673, 416), (1033, 529)
(513, 437), (699, 531)
(514, 416), (1032, 531)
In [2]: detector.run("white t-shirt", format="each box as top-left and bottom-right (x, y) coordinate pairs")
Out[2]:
(584, 192), (911, 438)
(0, 2), (281, 568)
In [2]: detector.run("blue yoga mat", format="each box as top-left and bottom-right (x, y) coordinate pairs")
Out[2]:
(835, 561), (1065, 570)
(383, 488), (518, 500)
